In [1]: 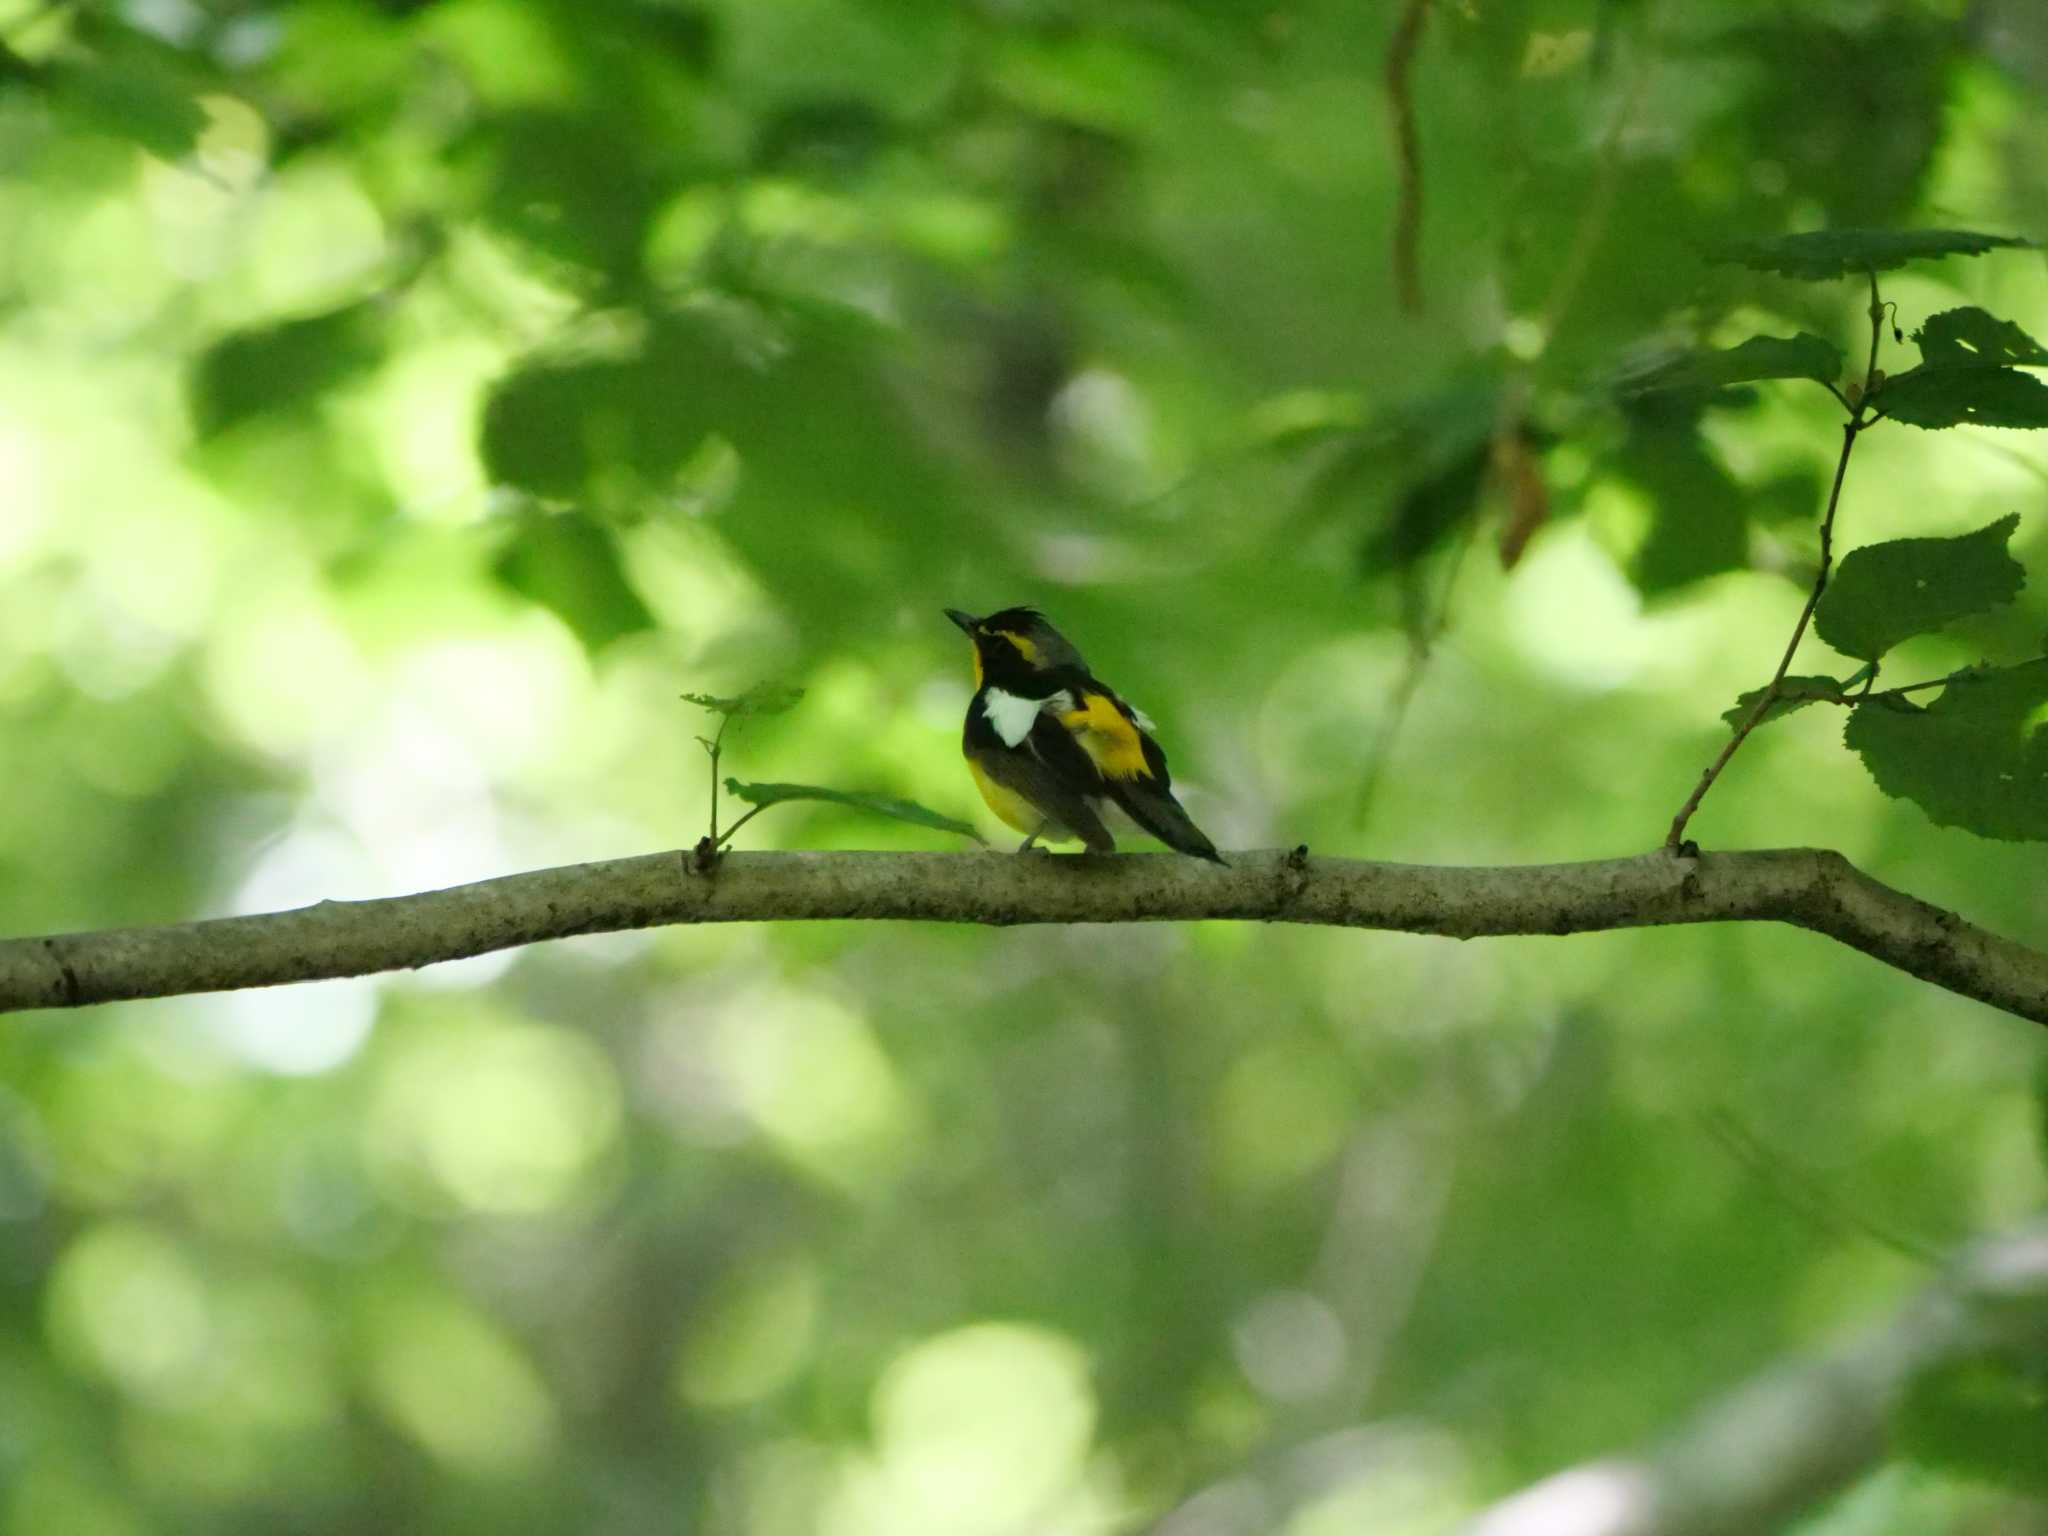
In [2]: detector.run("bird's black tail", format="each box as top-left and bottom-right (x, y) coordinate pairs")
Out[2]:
(1109, 782), (1225, 863)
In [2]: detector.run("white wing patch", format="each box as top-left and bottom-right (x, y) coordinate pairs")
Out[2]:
(1127, 703), (1156, 731)
(982, 687), (1075, 747)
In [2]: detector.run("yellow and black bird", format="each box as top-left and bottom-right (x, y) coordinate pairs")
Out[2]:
(945, 606), (1223, 862)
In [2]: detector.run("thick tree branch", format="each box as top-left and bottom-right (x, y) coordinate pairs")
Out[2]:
(1459, 1221), (2048, 1536)
(3, 848), (2045, 1024)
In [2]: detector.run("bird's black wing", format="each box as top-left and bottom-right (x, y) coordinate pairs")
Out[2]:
(1105, 774), (1222, 862)
(1087, 681), (1225, 864)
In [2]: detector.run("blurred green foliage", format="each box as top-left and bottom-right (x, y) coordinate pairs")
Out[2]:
(3, 0), (2048, 1532)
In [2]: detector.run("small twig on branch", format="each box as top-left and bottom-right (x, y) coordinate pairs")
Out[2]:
(1666, 270), (1889, 850)
(1458, 1219), (2048, 1536)
(2, 847), (2045, 1026)
(1834, 655), (2048, 707)
(683, 683), (807, 869)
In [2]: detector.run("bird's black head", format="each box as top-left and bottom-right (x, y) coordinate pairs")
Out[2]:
(945, 606), (1086, 689)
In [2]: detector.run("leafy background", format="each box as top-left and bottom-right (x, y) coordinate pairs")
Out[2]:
(3, 0), (2048, 1531)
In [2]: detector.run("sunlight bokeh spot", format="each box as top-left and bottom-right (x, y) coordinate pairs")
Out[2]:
(1212, 1044), (1354, 1192)
(711, 985), (915, 1189)
(43, 1048), (248, 1209)
(226, 157), (387, 323)
(841, 1323), (1099, 1536)
(389, 628), (586, 778)
(142, 99), (267, 283)
(204, 579), (372, 756)
(209, 978), (376, 1077)
(0, 418), (46, 569)
(1504, 526), (1654, 690)
(371, 1019), (622, 1215)
(1280, 1426), (1473, 1536)
(420, 0), (582, 107)
(356, 339), (505, 524)
(1231, 1290), (1347, 1404)
(675, 1251), (822, 1410)
(314, 703), (507, 896)
(32, 192), (175, 336)
(45, 1222), (212, 1404)
(364, 1286), (556, 1474)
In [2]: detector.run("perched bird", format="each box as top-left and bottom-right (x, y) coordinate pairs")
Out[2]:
(945, 606), (1224, 862)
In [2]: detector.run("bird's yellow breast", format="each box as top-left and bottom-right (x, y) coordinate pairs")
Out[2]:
(965, 754), (1076, 841)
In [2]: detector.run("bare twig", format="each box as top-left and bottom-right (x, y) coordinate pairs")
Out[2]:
(1355, 511), (1479, 826)
(3, 847), (2046, 1026)
(1384, 0), (1433, 315)
(706, 737), (720, 847)
(1696, 1107), (1947, 1265)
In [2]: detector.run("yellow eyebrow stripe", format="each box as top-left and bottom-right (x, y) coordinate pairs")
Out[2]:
(1059, 691), (1152, 779)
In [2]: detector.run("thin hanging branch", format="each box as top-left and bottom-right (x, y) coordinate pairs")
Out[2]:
(1384, 0), (1433, 314)
(2, 847), (2045, 1026)
(1458, 1219), (2048, 1536)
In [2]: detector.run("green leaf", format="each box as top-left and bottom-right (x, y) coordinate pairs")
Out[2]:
(480, 314), (734, 505)
(479, 111), (671, 282)
(1313, 376), (1503, 575)
(1706, 18), (1952, 230)
(1912, 308), (2048, 368)
(682, 684), (806, 719)
(1720, 675), (1849, 731)
(1876, 368), (2048, 429)
(723, 779), (984, 843)
(1814, 515), (2026, 660)
(55, 56), (208, 161)
(1752, 468), (1823, 526)
(1845, 659), (2048, 841)
(1710, 228), (2033, 281)
(1605, 415), (1748, 598)
(1367, 441), (1491, 573)
(1614, 333), (1843, 396)
(492, 512), (656, 654)
(190, 301), (389, 436)
(1897, 1356), (2048, 1495)
(1874, 309), (2048, 429)
(1243, 389), (1368, 451)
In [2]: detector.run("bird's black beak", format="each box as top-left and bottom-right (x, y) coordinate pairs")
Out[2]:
(943, 608), (978, 633)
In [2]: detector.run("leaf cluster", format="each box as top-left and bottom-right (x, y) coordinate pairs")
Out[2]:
(1615, 233), (2047, 845)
